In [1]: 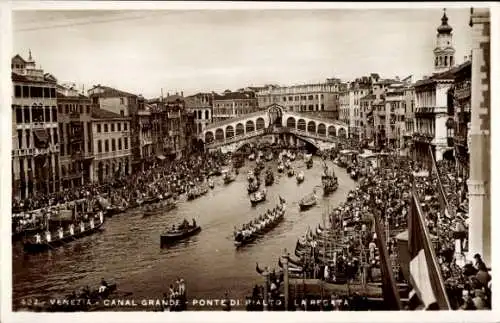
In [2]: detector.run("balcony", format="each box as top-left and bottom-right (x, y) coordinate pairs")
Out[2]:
(72, 151), (94, 160)
(453, 135), (467, 147)
(69, 111), (81, 120)
(412, 132), (433, 143)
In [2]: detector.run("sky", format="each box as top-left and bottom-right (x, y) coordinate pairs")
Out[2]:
(13, 8), (473, 99)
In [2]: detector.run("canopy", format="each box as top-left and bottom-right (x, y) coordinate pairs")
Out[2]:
(33, 129), (49, 143)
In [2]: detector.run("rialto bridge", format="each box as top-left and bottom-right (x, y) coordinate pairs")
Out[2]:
(199, 104), (349, 153)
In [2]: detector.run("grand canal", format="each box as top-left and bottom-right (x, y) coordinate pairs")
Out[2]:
(12, 156), (356, 311)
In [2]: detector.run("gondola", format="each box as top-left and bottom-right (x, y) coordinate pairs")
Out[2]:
(222, 170), (237, 184)
(234, 202), (286, 247)
(104, 205), (126, 218)
(160, 224), (201, 247)
(277, 163), (284, 173)
(296, 171), (305, 184)
(143, 201), (177, 217)
(350, 169), (359, 181)
(187, 185), (209, 201)
(248, 180), (260, 194)
(208, 179), (215, 189)
(264, 169), (274, 186)
(23, 218), (105, 253)
(298, 191), (317, 211)
(306, 159), (313, 169)
(250, 189), (267, 206)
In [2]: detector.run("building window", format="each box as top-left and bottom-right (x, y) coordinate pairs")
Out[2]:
(124, 123), (128, 131)
(22, 86), (29, 98)
(111, 123), (115, 132)
(124, 137), (128, 150)
(105, 140), (109, 152)
(117, 123), (121, 131)
(17, 130), (22, 149)
(86, 106), (90, 114)
(97, 124), (101, 133)
(104, 124), (108, 132)
(118, 138), (122, 150)
(98, 140), (102, 153)
(112, 138), (116, 151)
(283, 97), (287, 102)
(120, 110), (124, 117)
(120, 98), (124, 105)
(14, 85), (21, 98)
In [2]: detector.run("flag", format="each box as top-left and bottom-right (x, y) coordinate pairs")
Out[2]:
(373, 210), (402, 310)
(428, 146), (451, 219)
(408, 190), (451, 310)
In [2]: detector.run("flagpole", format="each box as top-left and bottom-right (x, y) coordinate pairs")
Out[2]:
(411, 191), (451, 309)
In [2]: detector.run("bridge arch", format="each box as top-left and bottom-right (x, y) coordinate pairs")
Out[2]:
(205, 131), (214, 143)
(328, 126), (336, 137)
(256, 117), (265, 130)
(246, 120), (255, 133)
(286, 117), (296, 129)
(215, 128), (224, 141)
(338, 127), (347, 138)
(307, 121), (316, 133)
(226, 125), (234, 139)
(317, 123), (326, 136)
(236, 123), (245, 136)
(297, 119), (306, 131)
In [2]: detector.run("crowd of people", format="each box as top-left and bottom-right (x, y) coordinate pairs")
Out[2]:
(258, 147), (490, 311)
(12, 152), (229, 234)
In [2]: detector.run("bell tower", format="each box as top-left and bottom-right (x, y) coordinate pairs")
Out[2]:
(433, 9), (455, 73)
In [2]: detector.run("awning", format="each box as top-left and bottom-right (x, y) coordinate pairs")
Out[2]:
(33, 129), (49, 143)
(156, 155), (166, 160)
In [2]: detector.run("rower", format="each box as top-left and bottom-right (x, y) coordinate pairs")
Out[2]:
(192, 219), (196, 228)
(45, 230), (52, 243)
(80, 221), (85, 232)
(35, 233), (42, 244)
(98, 278), (108, 293)
(69, 224), (75, 235)
(99, 211), (104, 223)
(90, 218), (95, 229)
(58, 227), (64, 239)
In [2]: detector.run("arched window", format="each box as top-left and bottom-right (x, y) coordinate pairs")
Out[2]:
(205, 110), (209, 120)
(444, 56), (448, 66)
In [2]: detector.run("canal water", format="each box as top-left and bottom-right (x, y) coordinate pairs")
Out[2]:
(12, 156), (356, 311)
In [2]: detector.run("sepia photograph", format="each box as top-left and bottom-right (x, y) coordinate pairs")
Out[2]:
(1, 1), (496, 320)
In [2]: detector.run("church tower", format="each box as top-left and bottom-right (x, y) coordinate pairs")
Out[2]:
(434, 9), (455, 73)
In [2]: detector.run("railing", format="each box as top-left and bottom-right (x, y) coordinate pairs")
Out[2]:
(205, 129), (266, 148)
(69, 111), (80, 120)
(72, 151), (94, 160)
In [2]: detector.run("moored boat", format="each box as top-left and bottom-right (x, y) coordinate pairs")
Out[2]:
(160, 219), (201, 247)
(250, 189), (267, 206)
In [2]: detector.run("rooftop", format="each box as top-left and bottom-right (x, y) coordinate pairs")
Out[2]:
(213, 91), (256, 100)
(88, 85), (137, 98)
(92, 108), (130, 120)
(415, 60), (471, 87)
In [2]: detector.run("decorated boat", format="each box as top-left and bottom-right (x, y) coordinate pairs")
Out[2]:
(23, 212), (105, 253)
(222, 169), (237, 184)
(264, 169), (274, 186)
(322, 163), (339, 195)
(143, 200), (177, 217)
(160, 219), (201, 246)
(296, 171), (305, 184)
(299, 189), (318, 211)
(248, 180), (260, 194)
(234, 199), (286, 247)
(250, 189), (267, 206)
(187, 184), (209, 201)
